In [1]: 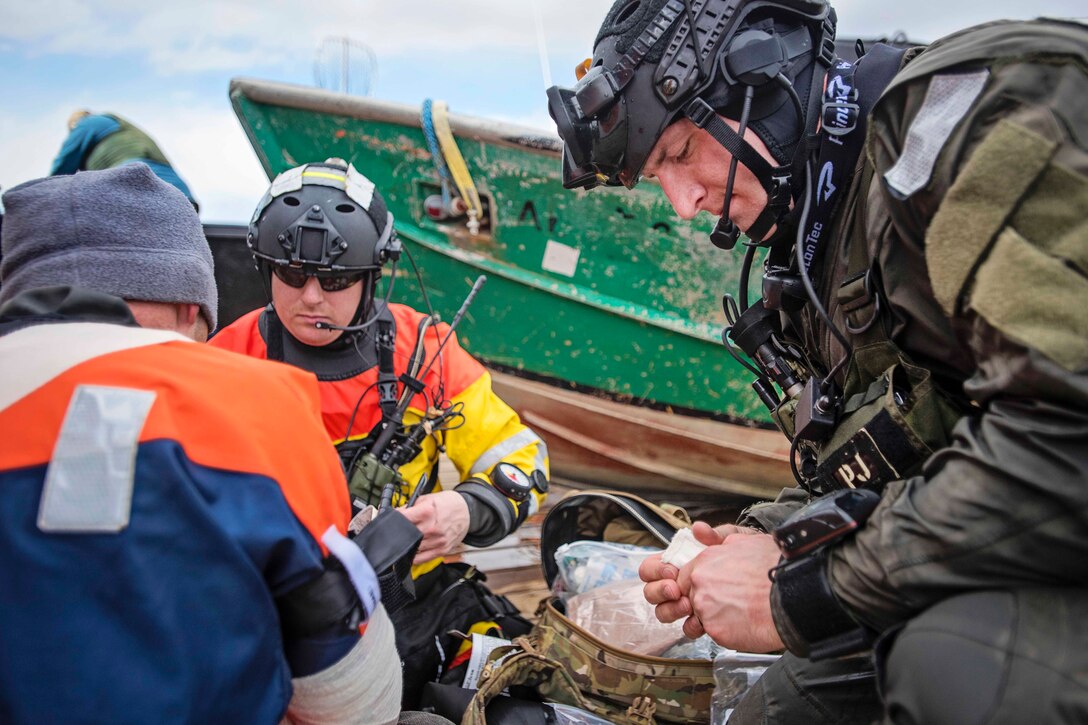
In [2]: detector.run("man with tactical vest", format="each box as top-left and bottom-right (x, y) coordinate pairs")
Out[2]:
(209, 159), (551, 707)
(548, 0), (1088, 721)
(0, 165), (410, 723)
(50, 110), (198, 208)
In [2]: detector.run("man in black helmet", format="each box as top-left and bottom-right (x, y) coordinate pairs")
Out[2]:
(210, 160), (549, 708)
(550, 1), (1088, 722)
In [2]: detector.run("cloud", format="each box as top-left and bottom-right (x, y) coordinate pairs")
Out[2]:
(0, 106), (71, 200)
(832, 0), (1086, 42)
(7, 0), (1082, 78)
(144, 106), (270, 222)
(0, 100), (269, 222)
(2, 0), (614, 74)
(7, 0), (1088, 60)
(4, 0), (1085, 222)
(0, 1), (95, 42)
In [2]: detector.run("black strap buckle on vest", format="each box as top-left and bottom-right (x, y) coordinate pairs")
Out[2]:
(376, 317), (398, 419)
(817, 15), (836, 67)
(821, 98), (860, 137)
(768, 173), (793, 208)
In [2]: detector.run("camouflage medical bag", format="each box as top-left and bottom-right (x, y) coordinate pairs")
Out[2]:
(464, 490), (716, 724)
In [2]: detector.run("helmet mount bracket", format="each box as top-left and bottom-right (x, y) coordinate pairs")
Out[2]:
(279, 204), (349, 268)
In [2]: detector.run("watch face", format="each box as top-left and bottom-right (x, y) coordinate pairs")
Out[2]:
(493, 462), (532, 501)
(499, 462), (529, 487)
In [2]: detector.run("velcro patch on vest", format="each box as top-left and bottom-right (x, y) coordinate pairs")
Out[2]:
(817, 410), (920, 490)
(925, 119), (1057, 315)
(38, 385), (156, 533)
(884, 69), (989, 199)
(971, 226), (1088, 372)
(1010, 160), (1088, 277)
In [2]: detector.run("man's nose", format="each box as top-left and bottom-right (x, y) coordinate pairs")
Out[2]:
(300, 276), (325, 303)
(657, 172), (704, 220)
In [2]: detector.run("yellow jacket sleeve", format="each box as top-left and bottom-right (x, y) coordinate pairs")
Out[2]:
(443, 371), (549, 514)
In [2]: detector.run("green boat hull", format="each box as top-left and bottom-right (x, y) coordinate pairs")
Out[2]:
(229, 78), (768, 426)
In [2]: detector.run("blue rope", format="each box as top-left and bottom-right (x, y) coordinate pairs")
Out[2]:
(421, 99), (453, 208)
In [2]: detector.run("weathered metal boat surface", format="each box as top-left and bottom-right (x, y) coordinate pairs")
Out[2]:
(227, 78), (792, 499)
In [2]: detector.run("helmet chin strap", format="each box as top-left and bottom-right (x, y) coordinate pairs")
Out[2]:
(748, 69), (827, 248)
(698, 62), (827, 249)
(743, 179), (793, 243)
(710, 85), (756, 251)
(685, 94), (795, 251)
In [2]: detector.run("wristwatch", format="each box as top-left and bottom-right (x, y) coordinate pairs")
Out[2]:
(490, 462), (533, 503)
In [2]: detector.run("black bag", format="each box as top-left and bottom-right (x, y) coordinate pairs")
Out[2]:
(390, 561), (532, 709)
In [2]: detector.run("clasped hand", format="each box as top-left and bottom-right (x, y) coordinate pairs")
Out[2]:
(398, 490), (470, 564)
(638, 521), (785, 652)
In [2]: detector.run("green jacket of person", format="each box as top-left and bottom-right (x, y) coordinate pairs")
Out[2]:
(549, 1), (1088, 722)
(50, 110), (197, 207)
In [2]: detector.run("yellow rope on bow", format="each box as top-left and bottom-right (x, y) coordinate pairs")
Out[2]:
(430, 100), (483, 234)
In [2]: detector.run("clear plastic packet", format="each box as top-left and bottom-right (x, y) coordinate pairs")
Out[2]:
(546, 703), (615, 725)
(710, 648), (782, 723)
(660, 634), (724, 660)
(552, 540), (660, 596)
(565, 578), (688, 656)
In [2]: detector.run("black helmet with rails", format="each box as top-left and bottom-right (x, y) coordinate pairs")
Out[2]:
(248, 159), (402, 328)
(547, 0), (835, 246)
(249, 159), (400, 273)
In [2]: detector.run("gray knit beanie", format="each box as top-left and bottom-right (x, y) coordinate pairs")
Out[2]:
(0, 164), (217, 329)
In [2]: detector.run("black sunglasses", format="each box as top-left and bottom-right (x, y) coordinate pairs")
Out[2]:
(273, 266), (366, 292)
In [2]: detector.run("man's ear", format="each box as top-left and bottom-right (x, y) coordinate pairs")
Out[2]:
(176, 304), (208, 342)
(176, 303), (199, 327)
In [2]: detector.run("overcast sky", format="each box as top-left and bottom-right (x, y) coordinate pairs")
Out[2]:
(2, 0), (1084, 222)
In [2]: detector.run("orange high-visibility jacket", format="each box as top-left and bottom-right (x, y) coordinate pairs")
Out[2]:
(210, 303), (549, 519)
(0, 299), (372, 721)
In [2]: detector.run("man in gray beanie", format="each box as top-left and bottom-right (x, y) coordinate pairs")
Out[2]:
(0, 163), (217, 334)
(0, 165), (423, 724)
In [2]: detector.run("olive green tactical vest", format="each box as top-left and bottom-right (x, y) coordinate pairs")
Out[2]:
(784, 19), (1088, 493)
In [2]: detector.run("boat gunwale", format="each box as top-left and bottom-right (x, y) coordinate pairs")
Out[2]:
(229, 77), (563, 157)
